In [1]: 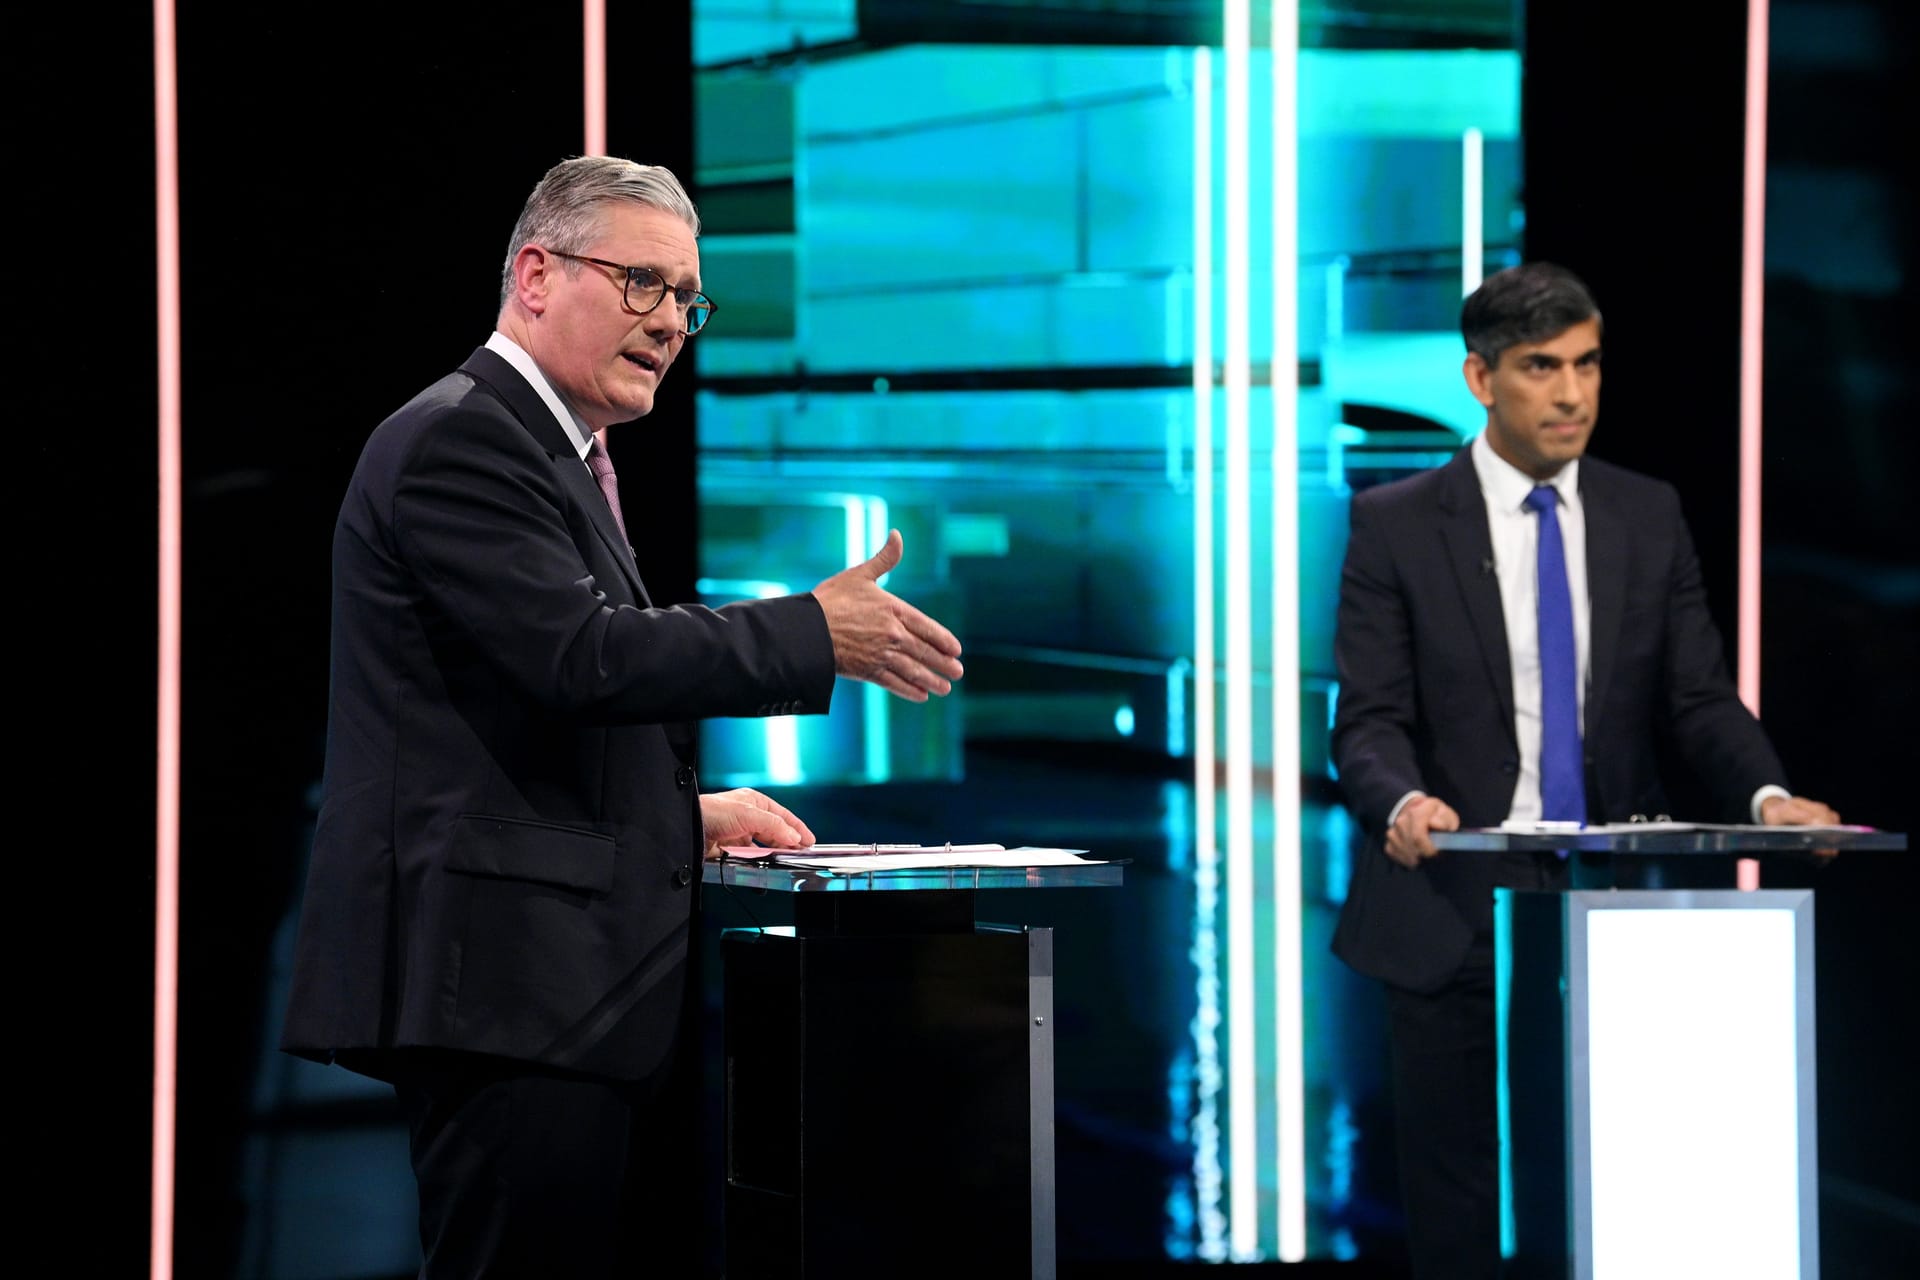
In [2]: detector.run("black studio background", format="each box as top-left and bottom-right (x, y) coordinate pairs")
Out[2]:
(24, 0), (1914, 1273)
(1528, 2), (1918, 1269)
(26, 2), (695, 1272)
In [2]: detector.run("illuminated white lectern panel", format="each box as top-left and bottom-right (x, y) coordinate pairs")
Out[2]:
(1507, 889), (1819, 1280)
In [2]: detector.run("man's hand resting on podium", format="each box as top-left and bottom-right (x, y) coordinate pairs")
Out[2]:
(701, 788), (816, 859)
(1760, 794), (1840, 827)
(1385, 794), (1461, 868)
(1760, 792), (1843, 858)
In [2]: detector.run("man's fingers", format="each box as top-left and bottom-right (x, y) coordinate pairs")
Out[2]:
(740, 809), (802, 847)
(703, 794), (808, 849)
(872, 667), (930, 702)
(1403, 802), (1437, 857)
(847, 632), (961, 698)
(1388, 797), (1458, 862)
(855, 529), (905, 582)
(1763, 795), (1842, 827)
(898, 601), (963, 659)
(726, 788), (817, 846)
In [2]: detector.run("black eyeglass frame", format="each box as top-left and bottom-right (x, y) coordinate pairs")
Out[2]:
(547, 250), (716, 335)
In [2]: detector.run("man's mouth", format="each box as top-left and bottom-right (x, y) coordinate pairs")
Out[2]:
(623, 353), (660, 374)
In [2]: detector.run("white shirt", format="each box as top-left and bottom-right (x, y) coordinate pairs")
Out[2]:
(1471, 432), (1589, 823)
(1386, 436), (1788, 828)
(485, 331), (597, 466)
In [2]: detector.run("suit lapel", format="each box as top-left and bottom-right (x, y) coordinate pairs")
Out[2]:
(1436, 450), (1516, 739)
(460, 347), (652, 606)
(559, 454), (653, 606)
(1581, 462), (1626, 738)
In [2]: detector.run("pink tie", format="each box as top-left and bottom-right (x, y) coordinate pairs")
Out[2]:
(585, 439), (630, 549)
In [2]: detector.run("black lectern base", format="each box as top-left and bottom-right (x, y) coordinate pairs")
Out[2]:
(723, 915), (1055, 1279)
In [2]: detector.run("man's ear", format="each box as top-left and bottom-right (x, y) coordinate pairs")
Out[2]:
(510, 244), (554, 316)
(1462, 352), (1496, 408)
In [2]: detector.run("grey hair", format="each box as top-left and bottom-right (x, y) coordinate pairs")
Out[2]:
(499, 156), (701, 306)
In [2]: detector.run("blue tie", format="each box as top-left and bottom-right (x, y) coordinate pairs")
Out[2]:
(1524, 485), (1587, 824)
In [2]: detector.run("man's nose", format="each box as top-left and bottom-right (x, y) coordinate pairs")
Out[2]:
(641, 298), (686, 343)
(1553, 364), (1586, 408)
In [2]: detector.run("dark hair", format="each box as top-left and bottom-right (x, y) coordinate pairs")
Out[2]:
(1460, 262), (1601, 366)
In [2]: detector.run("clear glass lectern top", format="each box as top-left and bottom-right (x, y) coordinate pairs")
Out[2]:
(704, 859), (1124, 893)
(1432, 823), (1904, 854)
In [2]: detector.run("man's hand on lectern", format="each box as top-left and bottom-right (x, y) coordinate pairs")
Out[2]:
(701, 788), (816, 859)
(1385, 794), (1460, 869)
(1760, 793), (1842, 859)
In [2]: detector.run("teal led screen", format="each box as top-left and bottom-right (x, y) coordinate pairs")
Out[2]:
(692, 0), (1521, 1262)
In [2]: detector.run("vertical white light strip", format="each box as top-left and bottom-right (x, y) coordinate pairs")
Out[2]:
(1221, 0), (1257, 1259)
(583, 0), (607, 155)
(1269, 2), (1306, 1261)
(1190, 46), (1229, 1264)
(1737, 0), (1770, 893)
(1462, 126), (1484, 296)
(153, 2), (182, 1277)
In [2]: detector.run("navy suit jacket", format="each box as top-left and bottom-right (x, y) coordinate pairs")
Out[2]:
(282, 346), (836, 1082)
(1329, 447), (1786, 993)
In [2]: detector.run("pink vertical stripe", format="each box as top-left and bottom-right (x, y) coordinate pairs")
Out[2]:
(152, 0), (182, 1275)
(1737, 1), (1770, 891)
(584, 0), (606, 155)
(1738, 0), (1769, 717)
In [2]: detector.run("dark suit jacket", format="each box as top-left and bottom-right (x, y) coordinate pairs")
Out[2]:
(281, 346), (836, 1082)
(1330, 448), (1786, 993)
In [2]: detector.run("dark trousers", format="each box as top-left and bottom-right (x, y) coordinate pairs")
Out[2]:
(392, 1050), (699, 1279)
(1386, 937), (1500, 1280)
(1385, 854), (1564, 1280)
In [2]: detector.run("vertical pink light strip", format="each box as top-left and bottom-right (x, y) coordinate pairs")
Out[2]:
(584, 0), (606, 156)
(1738, 0), (1768, 717)
(152, 0), (183, 1275)
(1736, 0), (1770, 893)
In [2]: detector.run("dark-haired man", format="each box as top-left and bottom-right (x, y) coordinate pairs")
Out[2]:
(281, 156), (964, 1277)
(1329, 262), (1836, 1277)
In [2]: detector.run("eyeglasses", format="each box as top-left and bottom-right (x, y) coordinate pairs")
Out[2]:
(548, 250), (716, 335)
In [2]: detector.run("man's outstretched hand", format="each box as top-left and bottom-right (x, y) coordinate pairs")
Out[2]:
(812, 529), (964, 702)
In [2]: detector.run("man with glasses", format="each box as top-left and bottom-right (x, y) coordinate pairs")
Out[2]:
(281, 156), (964, 1276)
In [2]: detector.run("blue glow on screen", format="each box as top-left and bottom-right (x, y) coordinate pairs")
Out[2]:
(692, 2), (1521, 1262)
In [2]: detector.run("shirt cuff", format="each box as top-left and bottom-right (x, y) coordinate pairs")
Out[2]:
(1386, 790), (1427, 829)
(1750, 784), (1792, 824)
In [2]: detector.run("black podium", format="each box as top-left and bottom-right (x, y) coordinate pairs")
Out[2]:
(707, 859), (1122, 1280)
(1432, 825), (1905, 1280)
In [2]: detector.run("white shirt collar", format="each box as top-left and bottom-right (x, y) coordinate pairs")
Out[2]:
(1471, 430), (1580, 512)
(485, 331), (596, 461)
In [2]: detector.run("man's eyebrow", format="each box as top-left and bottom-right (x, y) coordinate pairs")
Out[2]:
(644, 264), (702, 292)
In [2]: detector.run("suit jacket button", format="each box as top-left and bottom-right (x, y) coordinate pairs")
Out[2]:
(675, 764), (695, 789)
(674, 865), (693, 888)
